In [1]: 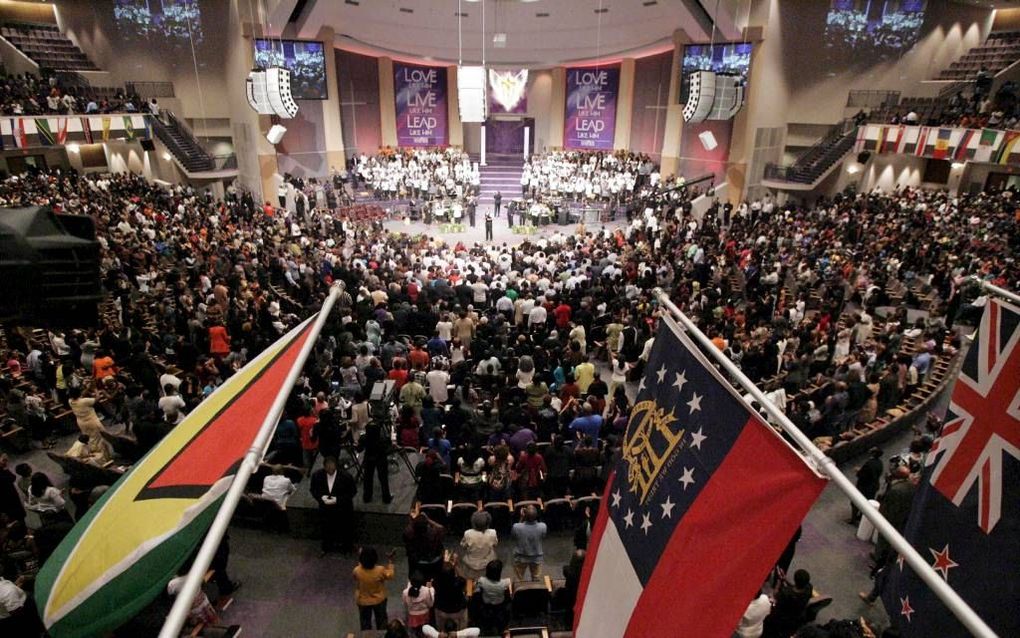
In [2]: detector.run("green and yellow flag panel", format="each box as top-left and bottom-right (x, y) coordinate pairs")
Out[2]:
(35, 315), (318, 638)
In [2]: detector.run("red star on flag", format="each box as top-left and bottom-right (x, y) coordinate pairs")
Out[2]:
(929, 544), (959, 581)
(900, 596), (915, 622)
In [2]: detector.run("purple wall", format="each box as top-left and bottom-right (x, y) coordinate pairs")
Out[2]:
(336, 49), (381, 155)
(630, 51), (672, 160)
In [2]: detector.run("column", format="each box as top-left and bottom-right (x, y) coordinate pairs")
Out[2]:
(378, 57), (398, 147)
(726, 26), (767, 202)
(613, 58), (636, 150)
(447, 65), (464, 147)
(319, 26), (346, 171)
(548, 67), (567, 149)
(659, 31), (687, 178)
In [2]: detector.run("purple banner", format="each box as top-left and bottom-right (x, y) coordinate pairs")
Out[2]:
(394, 62), (448, 147)
(564, 65), (619, 150)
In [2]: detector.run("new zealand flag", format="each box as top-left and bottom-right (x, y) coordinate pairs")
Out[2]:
(885, 298), (1020, 636)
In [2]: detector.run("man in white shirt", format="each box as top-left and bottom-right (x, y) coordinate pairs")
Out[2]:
(158, 385), (186, 425)
(528, 301), (547, 330)
(735, 590), (771, 637)
(159, 371), (182, 395)
(425, 364), (451, 404)
(0, 575), (27, 620)
(261, 466), (296, 509)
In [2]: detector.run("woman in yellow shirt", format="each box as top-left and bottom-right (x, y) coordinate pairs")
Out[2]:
(353, 546), (395, 631)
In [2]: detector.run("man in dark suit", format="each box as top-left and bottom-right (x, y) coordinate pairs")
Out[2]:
(358, 421), (393, 505)
(484, 211), (494, 241)
(849, 446), (884, 524)
(309, 456), (356, 553)
(493, 191), (502, 217)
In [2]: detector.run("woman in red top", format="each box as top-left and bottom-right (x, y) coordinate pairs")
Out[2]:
(208, 322), (231, 358)
(388, 358), (410, 391)
(296, 406), (319, 472)
(514, 442), (547, 500)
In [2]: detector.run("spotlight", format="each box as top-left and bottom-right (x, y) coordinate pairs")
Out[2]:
(698, 131), (718, 151)
(66, 143), (80, 153)
(266, 124), (287, 145)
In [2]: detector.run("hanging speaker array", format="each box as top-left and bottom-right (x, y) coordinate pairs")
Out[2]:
(246, 67), (298, 119)
(682, 71), (745, 124)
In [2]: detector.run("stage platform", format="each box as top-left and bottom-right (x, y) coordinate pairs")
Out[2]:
(381, 217), (627, 245)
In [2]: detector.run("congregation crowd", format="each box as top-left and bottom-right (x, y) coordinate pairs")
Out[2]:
(0, 153), (1017, 636)
(0, 71), (157, 117)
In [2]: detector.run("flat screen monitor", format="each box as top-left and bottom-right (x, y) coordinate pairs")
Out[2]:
(679, 42), (752, 105)
(254, 39), (328, 100)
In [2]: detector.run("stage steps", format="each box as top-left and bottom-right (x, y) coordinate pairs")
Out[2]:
(477, 154), (525, 211)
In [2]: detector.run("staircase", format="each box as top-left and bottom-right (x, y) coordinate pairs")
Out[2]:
(763, 121), (858, 188)
(477, 154), (524, 212)
(151, 111), (215, 173)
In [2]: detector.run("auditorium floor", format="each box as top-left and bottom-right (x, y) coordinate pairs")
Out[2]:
(380, 216), (628, 247)
(218, 432), (916, 637)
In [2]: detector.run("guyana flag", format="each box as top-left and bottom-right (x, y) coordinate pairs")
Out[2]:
(35, 315), (320, 638)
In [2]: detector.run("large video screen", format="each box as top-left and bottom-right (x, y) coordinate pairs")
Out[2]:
(114, 0), (203, 45)
(254, 39), (327, 100)
(824, 0), (927, 60)
(679, 43), (752, 104)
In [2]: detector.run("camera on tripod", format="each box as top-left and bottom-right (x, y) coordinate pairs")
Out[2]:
(369, 380), (397, 424)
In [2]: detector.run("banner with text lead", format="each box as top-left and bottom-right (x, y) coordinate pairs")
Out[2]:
(564, 65), (620, 150)
(394, 62), (448, 147)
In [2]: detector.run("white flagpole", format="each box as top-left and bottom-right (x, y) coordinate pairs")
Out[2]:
(653, 288), (999, 638)
(159, 283), (344, 638)
(972, 276), (1020, 306)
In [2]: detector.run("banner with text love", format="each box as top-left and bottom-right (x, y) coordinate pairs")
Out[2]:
(564, 65), (620, 150)
(394, 62), (448, 147)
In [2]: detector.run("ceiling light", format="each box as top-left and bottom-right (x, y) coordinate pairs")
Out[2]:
(536, 12), (550, 17)
(163, 152), (172, 161)
(67, 143), (80, 153)
(399, 7), (413, 13)
(594, 7), (609, 13)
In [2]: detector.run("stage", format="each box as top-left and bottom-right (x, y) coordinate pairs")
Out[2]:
(380, 215), (627, 245)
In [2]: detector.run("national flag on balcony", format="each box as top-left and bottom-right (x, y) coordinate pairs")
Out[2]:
(13, 118), (27, 148)
(34, 316), (321, 638)
(932, 128), (952, 159)
(123, 116), (135, 140)
(56, 118), (68, 145)
(995, 130), (1020, 165)
(101, 116), (111, 141)
(953, 129), (975, 162)
(36, 118), (55, 146)
(884, 297), (1020, 637)
(573, 316), (827, 637)
(974, 128), (999, 163)
(913, 126), (929, 156)
(80, 117), (93, 144)
(882, 126), (904, 154)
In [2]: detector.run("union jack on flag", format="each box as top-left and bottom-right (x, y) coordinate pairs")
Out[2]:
(886, 297), (1020, 637)
(928, 297), (1020, 534)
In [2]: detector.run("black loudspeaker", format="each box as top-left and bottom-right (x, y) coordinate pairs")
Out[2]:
(140, 139), (156, 151)
(857, 151), (871, 164)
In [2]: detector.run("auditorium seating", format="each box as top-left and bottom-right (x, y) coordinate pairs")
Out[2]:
(0, 22), (98, 71)
(937, 30), (1020, 81)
